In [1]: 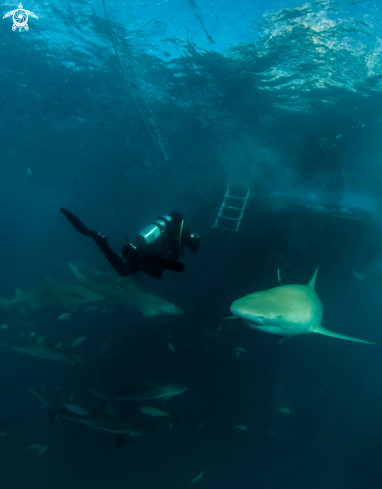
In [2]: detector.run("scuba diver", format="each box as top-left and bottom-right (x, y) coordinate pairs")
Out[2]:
(60, 208), (201, 279)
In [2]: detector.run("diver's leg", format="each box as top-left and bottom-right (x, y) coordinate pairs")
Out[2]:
(143, 253), (185, 272)
(95, 237), (139, 277)
(61, 208), (137, 277)
(122, 244), (183, 278)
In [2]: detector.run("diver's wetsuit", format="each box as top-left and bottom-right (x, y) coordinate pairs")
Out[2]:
(60, 208), (200, 279)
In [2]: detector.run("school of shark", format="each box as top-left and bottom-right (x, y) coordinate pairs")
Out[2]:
(0, 234), (377, 450)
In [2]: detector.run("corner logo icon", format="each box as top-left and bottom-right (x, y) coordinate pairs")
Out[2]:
(3, 3), (38, 31)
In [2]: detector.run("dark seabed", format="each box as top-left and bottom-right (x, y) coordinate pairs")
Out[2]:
(1, 0), (382, 487)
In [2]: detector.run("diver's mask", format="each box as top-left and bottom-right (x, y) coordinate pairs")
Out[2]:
(135, 215), (172, 249)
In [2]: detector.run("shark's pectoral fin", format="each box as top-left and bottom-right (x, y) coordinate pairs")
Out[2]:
(274, 335), (287, 344)
(313, 325), (376, 345)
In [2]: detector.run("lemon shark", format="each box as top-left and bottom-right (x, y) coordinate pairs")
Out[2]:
(88, 383), (188, 402)
(30, 390), (155, 447)
(229, 269), (376, 344)
(1, 336), (86, 365)
(67, 262), (183, 319)
(0, 278), (104, 313)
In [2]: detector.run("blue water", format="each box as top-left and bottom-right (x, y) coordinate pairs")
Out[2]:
(1, 0), (382, 487)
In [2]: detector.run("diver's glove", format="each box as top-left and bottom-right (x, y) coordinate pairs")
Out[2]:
(188, 233), (201, 253)
(60, 208), (108, 243)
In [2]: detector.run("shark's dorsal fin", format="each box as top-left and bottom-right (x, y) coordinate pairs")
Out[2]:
(307, 268), (319, 289)
(36, 335), (45, 344)
(104, 402), (117, 416)
(14, 287), (23, 298)
(67, 262), (90, 288)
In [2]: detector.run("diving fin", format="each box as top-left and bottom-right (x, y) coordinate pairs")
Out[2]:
(313, 325), (376, 345)
(61, 208), (98, 237)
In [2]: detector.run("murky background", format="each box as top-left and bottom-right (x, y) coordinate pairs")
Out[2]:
(1, 0), (382, 487)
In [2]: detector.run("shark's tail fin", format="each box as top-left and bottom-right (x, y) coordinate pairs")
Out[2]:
(0, 288), (23, 311)
(87, 388), (113, 402)
(0, 295), (14, 311)
(313, 325), (376, 345)
(30, 389), (58, 423)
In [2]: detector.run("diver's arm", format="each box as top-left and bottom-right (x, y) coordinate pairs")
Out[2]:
(166, 210), (200, 253)
(181, 224), (201, 253)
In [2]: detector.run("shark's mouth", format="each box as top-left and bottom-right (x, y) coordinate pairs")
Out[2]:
(230, 309), (267, 326)
(244, 316), (266, 326)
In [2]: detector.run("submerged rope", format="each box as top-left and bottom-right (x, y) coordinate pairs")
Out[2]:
(101, 0), (169, 162)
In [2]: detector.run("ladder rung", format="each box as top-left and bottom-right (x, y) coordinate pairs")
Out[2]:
(226, 195), (247, 200)
(222, 205), (245, 210)
(213, 226), (238, 231)
(217, 216), (241, 222)
(213, 185), (250, 232)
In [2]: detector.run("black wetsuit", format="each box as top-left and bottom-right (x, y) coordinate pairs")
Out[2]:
(61, 209), (200, 279)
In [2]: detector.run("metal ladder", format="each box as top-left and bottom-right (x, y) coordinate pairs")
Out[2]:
(213, 184), (250, 231)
